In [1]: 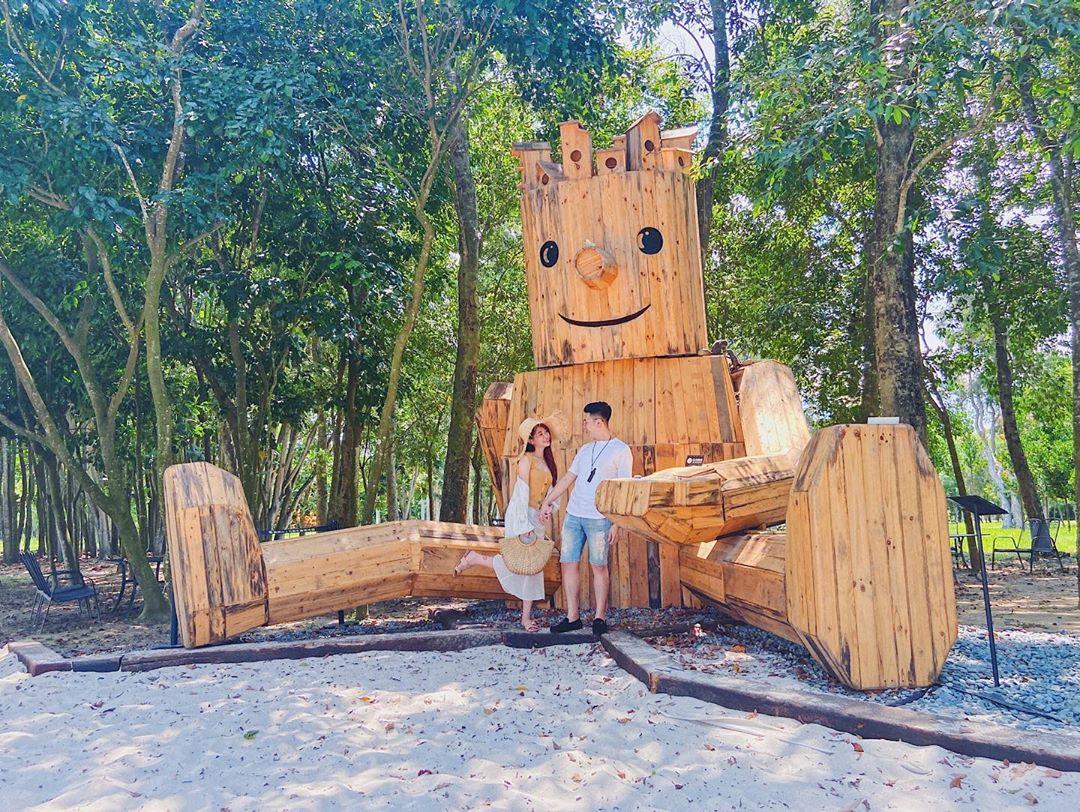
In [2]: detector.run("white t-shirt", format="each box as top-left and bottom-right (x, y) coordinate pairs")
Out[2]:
(566, 438), (633, 520)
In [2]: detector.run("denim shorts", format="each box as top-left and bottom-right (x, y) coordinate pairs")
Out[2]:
(560, 513), (613, 566)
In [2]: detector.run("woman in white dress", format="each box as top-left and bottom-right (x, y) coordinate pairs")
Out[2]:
(453, 417), (560, 631)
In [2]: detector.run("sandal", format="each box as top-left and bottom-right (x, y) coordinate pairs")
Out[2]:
(522, 621), (540, 633)
(453, 552), (471, 576)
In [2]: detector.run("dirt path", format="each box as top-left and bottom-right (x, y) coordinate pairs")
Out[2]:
(954, 566), (1078, 633)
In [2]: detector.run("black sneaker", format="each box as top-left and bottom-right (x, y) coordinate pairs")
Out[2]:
(550, 617), (583, 634)
(592, 618), (609, 636)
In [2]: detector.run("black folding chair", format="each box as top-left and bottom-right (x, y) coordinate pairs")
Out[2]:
(991, 518), (1067, 573)
(19, 552), (100, 629)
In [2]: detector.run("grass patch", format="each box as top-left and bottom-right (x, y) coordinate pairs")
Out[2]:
(949, 521), (1078, 557)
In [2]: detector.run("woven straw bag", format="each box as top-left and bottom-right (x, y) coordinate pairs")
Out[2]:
(500, 533), (554, 576)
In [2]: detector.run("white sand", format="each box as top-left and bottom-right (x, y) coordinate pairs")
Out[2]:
(1, 644), (1076, 810)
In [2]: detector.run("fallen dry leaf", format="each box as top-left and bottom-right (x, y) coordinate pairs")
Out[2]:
(950, 775), (964, 789)
(851, 742), (864, 753)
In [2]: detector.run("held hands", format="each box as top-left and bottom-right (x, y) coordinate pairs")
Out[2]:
(538, 503), (553, 523)
(608, 525), (622, 548)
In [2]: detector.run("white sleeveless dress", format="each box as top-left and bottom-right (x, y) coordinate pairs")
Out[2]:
(491, 463), (552, 601)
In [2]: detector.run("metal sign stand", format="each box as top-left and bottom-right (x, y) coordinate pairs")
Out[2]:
(949, 495), (1008, 687)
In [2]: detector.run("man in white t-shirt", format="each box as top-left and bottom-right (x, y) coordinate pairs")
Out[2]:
(538, 401), (632, 635)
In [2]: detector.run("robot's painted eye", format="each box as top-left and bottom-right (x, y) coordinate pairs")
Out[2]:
(637, 227), (663, 255)
(540, 240), (559, 267)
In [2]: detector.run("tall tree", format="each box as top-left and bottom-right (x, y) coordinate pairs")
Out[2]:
(439, 116), (481, 523)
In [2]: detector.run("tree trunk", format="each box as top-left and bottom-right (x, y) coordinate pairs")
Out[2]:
(144, 251), (174, 509)
(695, 0), (731, 271)
(426, 455), (435, 521)
(327, 354), (360, 528)
(315, 425), (328, 525)
(42, 455), (78, 576)
(361, 102), (447, 525)
(386, 439), (398, 521)
(1, 437), (15, 563)
(925, 374), (978, 570)
(866, 0), (926, 438)
(983, 281), (1045, 527)
(471, 437), (483, 525)
(1016, 69), (1080, 601)
(440, 117), (481, 522)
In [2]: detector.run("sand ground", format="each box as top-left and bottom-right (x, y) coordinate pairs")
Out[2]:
(2, 644), (1076, 810)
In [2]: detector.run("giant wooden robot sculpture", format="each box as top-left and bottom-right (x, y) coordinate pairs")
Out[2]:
(475, 112), (956, 690)
(165, 112), (955, 691)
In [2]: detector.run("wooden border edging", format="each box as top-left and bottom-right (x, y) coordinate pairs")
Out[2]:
(17, 623), (687, 676)
(7, 641), (72, 676)
(599, 632), (1080, 773)
(119, 629), (507, 672)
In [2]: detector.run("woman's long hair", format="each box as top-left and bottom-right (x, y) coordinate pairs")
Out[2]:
(525, 424), (558, 481)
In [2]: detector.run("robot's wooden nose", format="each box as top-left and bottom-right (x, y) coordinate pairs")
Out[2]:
(574, 243), (617, 289)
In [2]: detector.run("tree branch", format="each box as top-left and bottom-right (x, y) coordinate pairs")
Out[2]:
(0, 408), (47, 446)
(85, 228), (136, 337)
(894, 94), (997, 235)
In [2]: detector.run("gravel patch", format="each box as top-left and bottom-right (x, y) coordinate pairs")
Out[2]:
(648, 621), (1080, 738)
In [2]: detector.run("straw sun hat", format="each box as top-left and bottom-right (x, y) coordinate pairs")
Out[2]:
(517, 412), (566, 447)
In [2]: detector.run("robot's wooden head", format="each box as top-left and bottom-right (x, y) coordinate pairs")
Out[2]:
(513, 112), (708, 368)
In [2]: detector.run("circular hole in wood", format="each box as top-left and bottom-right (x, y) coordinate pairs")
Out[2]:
(678, 156), (685, 166)
(570, 149), (582, 163)
(605, 156), (617, 169)
(644, 139), (655, 152)
(539, 240), (560, 268)
(541, 174), (549, 185)
(637, 227), (663, 255)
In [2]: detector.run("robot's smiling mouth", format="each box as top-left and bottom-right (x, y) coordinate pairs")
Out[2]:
(559, 304), (651, 328)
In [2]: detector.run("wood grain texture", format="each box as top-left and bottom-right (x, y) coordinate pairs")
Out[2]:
(476, 381), (513, 514)
(734, 360), (811, 458)
(596, 452), (796, 545)
(164, 463), (268, 647)
(165, 463), (562, 647)
(515, 121), (709, 368)
(785, 425), (957, 690)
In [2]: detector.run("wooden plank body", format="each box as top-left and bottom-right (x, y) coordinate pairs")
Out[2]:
(476, 381), (513, 514)
(515, 125), (709, 368)
(164, 463), (268, 648)
(784, 424), (958, 690)
(488, 354), (745, 610)
(164, 463), (561, 648)
(595, 452), (796, 545)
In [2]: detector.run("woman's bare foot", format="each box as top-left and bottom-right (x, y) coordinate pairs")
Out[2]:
(453, 551), (474, 576)
(521, 614), (539, 633)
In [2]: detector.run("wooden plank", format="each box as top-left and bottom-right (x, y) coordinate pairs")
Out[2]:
(842, 428), (882, 687)
(559, 121), (592, 178)
(737, 361), (811, 457)
(894, 429), (936, 683)
(626, 110), (662, 170)
(876, 425), (916, 685)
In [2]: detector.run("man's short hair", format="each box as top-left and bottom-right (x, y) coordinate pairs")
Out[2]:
(584, 401), (612, 423)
